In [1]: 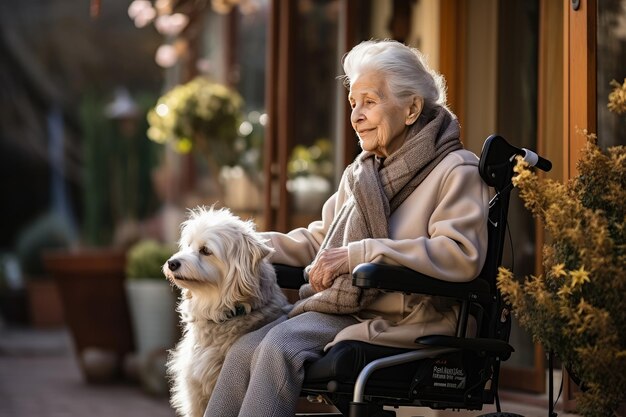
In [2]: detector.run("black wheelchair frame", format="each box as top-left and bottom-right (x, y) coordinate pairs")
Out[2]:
(275, 135), (552, 417)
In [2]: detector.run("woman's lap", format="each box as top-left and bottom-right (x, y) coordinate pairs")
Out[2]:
(207, 311), (358, 417)
(227, 311), (358, 363)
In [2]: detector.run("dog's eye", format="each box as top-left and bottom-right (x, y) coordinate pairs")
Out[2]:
(199, 246), (212, 256)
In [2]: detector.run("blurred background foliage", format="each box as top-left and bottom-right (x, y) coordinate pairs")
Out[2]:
(81, 91), (162, 247)
(0, 0), (164, 250)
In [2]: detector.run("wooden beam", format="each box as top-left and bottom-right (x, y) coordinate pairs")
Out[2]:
(563, 0), (596, 179)
(537, 0), (564, 182)
(263, 0), (295, 233)
(561, 0), (596, 408)
(439, 0), (467, 132)
(263, 0), (279, 231)
(341, 0), (368, 167)
(499, 0), (595, 397)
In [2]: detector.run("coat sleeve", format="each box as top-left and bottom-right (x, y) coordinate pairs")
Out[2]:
(346, 161), (490, 282)
(259, 190), (341, 267)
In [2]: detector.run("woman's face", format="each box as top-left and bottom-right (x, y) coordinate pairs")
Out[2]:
(348, 70), (422, 158)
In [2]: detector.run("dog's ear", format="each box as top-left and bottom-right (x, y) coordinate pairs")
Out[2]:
(240, 220), (274, 262)
(220, 233), (270, 307)
(243, 234), (274, 266)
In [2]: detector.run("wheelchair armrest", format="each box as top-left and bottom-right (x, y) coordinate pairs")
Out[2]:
(274, 264), (306, 290)
(416, 335), (514, 360)
(352, 263), (493, 304)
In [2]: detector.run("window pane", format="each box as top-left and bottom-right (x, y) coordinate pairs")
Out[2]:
(288, 0), (340, 229)
(221, 1), (269, 225)
(597, 0), (626, 148)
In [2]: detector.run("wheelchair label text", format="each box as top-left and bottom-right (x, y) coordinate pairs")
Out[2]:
(431, 365), (466, 389)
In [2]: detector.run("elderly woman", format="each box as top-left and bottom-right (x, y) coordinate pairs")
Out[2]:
(204, 39), (490, 417)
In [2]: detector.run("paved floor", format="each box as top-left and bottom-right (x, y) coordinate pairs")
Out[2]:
(0, 325), (579, 417)
(0, 326), (174, 417)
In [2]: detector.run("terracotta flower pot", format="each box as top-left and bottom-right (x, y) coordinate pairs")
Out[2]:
(25, 278), (65, 328)
(44, 248), (135, 383)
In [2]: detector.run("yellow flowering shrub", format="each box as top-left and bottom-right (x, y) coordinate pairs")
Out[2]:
(147, 77), (243, 165)
(497, 131), (626, 416)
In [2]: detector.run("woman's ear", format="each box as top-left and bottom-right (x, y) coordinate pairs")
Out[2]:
(406, 96), (424, 125)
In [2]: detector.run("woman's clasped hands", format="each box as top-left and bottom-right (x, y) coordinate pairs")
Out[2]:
(308, 247), (349, 293)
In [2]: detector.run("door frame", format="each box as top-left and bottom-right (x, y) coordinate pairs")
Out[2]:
(561, 0), (597, 409)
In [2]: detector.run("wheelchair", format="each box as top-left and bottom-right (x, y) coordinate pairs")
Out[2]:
(275, 135), (552, 417)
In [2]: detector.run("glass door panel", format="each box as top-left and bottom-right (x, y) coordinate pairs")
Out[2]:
(227, 1), (270, 227)
(495, 0), (546, 394)
(597, 0), (626, 148)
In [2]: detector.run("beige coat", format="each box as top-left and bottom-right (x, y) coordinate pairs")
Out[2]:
(262, 149), (490, 349)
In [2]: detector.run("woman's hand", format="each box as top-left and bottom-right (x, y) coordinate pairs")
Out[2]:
(308, 247), (350, 292)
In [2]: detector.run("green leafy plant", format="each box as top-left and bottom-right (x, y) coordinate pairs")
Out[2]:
(147, 77), (244, 166)
(126, 240), (175, 280)
(497, 79), (626, 417)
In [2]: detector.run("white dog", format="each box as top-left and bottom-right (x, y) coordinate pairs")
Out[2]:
(163, 207), (289, 417)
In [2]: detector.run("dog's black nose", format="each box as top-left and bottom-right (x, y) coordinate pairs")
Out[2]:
(168, 259), (181, 271)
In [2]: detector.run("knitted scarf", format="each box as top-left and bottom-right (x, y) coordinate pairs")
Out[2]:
(289, 106), (463, 317)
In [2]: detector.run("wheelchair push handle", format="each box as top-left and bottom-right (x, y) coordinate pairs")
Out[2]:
(520, 147), (552, 172)
(479, 135), (553, 190)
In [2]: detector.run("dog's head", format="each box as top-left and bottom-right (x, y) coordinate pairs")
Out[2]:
(163, 206), (275, 320)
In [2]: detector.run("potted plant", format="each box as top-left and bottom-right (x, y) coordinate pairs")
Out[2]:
(44, 248), (134, 383)
(220, 112), (265, 212)
(16, 212), (71, 327)
(287, 139), (334, 213)
(125, 239), (178, 395)
(147, 76), (243, 166)
(147, 76), (245, 204)
(497, 79), (626, 417)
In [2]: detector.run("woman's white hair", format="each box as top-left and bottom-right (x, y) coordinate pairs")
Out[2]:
(342, 39), (447, 110)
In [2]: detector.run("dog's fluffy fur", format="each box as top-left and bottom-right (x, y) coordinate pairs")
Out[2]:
(164, 207), (289, 417)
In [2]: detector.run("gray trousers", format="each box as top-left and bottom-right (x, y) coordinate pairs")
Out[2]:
(203, 311), (359, 417)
